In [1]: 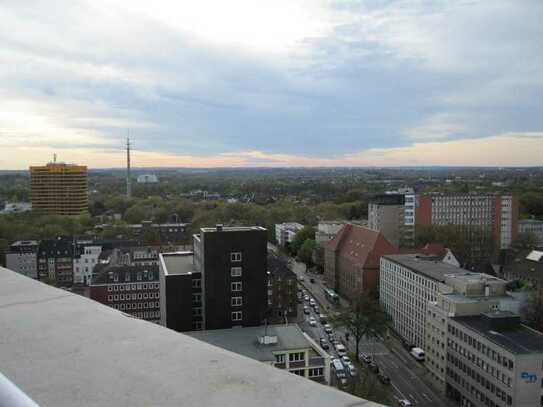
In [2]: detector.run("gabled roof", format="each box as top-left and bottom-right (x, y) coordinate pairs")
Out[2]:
(326, 224), (398, 268)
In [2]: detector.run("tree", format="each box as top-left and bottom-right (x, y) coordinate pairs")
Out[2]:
(290, 226), (316, 255)
(297, 239), (316, 266)
(525, 291), (543, 332)
(348, 369), (392, 405)
(332, 297), (390, 358)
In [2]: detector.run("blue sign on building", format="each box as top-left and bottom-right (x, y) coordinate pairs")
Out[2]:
(521, 372), (537, 383)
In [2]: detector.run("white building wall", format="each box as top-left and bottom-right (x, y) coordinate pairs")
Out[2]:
(74, 246), (102, 285)
(6, 252), (37, 279)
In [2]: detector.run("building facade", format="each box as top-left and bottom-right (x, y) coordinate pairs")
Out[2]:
(30, 162), (88, 215)
(73, 242), (102, 285)
(518, 219), (543, 246)
(159, 251), (203, 332)
(446, 312), (543, 407)
(267, 253), (298, 323)
(193, 226), (268, 330)
(136, 174), (158, 183)
(275, 223), (304, 247)
(37, 237), (74, 286)
(6, 240), (39, 279)
(90, 263), (160, 323)
(416, 193), (519, 251)
(315, 221), (346, 246)
(425, 273), (518, 393)
(325, 224), (398, 301)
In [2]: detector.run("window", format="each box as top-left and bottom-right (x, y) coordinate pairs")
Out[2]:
(231, 311), (242, 321)
(192, 279), (201, 289)
(231, 267), (242, 277)
(125, 273), (130, 282)
(308, 368), (323, 377)
(289, 352), (305, 362)
(231, 296), (243, 306)
(231, 282), (242, 292)
(192, 307), (202, 317)
(230, 252), (242, 262)
(192, 293), (202, 304)
(192, 321), (203, 330)
(275, 354), (285, 363)
(291, 369), (305, 376)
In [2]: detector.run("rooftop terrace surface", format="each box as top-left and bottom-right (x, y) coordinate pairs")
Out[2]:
(161, 251), (194, 275)
(0, 267), (377, 407)
(383, 254), (469, 282)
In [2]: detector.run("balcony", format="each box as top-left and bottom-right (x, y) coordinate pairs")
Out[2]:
(0, 267), (382, 407)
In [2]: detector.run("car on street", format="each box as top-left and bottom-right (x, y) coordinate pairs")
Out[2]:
(319, 314), (327, 324)
(303, 307), (310, 315)
(309, 317), (317, 326)
(397, 400), (412, 407)
(310, 278), (315, 283)
(323, 324), (333, 334)
(298, 276), (305, 282)
(319, 338), (329, 350)
(341, 355), (351, 364)
(368, 361), (379, 373)
(359, 353), (372, 364)
(304, 295), (310, 302)
(335, 344), (347, 357)
(313, 305), (320, 313)
(346, 362), (357, 377)
(377, 373), (390, 384)
(309, 299), (316, 306)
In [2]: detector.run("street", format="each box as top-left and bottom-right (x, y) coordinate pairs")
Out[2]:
(290, 257), (453, 407)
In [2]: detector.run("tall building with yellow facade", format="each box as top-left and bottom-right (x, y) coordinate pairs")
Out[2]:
(30, 162), (88, 215)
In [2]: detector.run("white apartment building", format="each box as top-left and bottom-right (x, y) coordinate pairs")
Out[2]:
(74, 244), (102, 285)
(137, 174), (158, 183)
(275, 223), (304, 247)
(380, 254), (467, 348)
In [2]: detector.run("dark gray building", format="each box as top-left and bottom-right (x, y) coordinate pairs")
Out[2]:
(160, 225), (268, 332)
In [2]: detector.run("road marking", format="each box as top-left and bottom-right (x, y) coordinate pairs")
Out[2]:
(392, 383), (407, 400)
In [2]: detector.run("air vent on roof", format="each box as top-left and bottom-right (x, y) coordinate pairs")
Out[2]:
(258, 335), (278, 345)
(526, 251), (543, 262)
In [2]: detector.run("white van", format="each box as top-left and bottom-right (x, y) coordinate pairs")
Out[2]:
(410, 347), (425, 361)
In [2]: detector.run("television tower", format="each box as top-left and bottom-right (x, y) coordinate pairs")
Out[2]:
(126, 135), (132, 198)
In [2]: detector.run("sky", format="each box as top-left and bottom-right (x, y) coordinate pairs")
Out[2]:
(1, 0), (542, 169)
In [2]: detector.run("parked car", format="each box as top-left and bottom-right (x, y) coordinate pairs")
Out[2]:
(309, 299), (316, 306)
(341, 355), (351, 364)
(335, 344), (347, 357)
(309, 317), (317, 326)
(359, 353), (372, 364)
(410, 347), (425, 362)
(303, 307), (310, 315)
(304, 295), (310, 302)
(298, 276), (305, 282)
(310, 278), (315, 283)
(397, 400), (412, 407)
(378, 373), (390, 384)
(368, 361), (379, 373)
(319, 314), (327, 324)
(313, 305), (320, 313)
(324, 324), (333, 334)
(319, 338), (329, 350)
(346, 362), (358, 377)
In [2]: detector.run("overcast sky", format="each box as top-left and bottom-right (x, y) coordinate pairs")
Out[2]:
(1, 0), (542, 169)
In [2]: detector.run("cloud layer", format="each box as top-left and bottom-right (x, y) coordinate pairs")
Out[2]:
(1, 0), (542, 168)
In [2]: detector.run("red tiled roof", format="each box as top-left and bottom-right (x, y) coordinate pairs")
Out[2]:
(326, 224), (398, 268)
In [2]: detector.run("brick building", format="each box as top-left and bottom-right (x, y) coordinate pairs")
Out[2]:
(90, 262), (160, 323)
(324, 224), (398, 301)
(37, 237), (74, 287)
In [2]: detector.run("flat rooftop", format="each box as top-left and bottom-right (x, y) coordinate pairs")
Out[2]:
(160, 252), (194, 275)
(200, 226), (267, 233)
(188, 324), (314, 362)
(0, 267), (378, 407)
(452, 313), (543, 355)
(383, 254), (469, 282)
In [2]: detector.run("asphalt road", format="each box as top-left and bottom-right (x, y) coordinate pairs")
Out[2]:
(290, 257), (453, 407)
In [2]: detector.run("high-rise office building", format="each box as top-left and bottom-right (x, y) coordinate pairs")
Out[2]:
(160, 225), (268, 332)
(30, 162), (88, 215)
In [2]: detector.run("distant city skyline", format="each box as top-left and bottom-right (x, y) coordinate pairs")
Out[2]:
(1, 1), (542, 169)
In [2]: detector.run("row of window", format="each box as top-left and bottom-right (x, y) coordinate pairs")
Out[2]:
(107, 283), (159, 292)
(111, 302), (159, 311)
(448, 324), (514, 371)
(112, 271), (155, 282)
(447, 354), (512, 407)
(108, 292), (159, 301)
(275, 352), (305, 363)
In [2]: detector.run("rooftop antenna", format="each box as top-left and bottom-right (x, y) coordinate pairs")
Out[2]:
(126, 132), (132, 199)
(53, 153), (57, 163)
